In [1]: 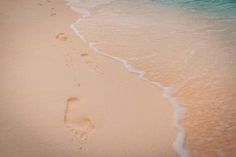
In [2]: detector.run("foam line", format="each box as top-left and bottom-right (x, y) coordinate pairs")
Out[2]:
(65, 1), (191, 156)
(70, 19), (86, 42)
(89, 42), (145, 78)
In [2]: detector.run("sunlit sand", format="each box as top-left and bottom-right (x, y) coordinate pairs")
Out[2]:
(1, 0), (235, 157)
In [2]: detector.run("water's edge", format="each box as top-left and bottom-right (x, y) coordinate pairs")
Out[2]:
(65, 0), (191, 156)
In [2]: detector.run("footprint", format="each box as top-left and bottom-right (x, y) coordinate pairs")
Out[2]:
(81, 53), (89, 57)
(65, 54), (73, 67)
(56, 33), (68, 41)
(50, 13), (56, 16)
(80, 54), (104, 75)
(50, 8), (56, 16)
(38, 3), (43, 6)
(64, 97), (95, 140)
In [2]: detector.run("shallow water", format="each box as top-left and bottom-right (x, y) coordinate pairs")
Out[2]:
(66, 0), (236, 156)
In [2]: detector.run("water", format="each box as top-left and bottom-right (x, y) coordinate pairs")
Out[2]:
(152, 0), (236, 16)
(65, 0), (236, 156)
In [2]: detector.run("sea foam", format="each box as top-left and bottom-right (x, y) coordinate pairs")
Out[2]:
(65, 0), (191, 156)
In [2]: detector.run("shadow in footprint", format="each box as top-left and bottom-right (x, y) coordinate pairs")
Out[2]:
(64, 97), (95, 141)
(81, 53), (89, 57)
(51, 13), (56, 16)
(56, 33), (68, 41)
(38, 3), (43, 6)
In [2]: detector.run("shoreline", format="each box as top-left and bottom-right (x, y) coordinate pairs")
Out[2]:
(65, 1), (190, 156)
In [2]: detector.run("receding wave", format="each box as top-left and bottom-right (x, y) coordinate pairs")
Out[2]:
(65, 0), (236, 156)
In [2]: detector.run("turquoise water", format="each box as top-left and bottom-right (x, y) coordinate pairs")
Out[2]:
(152, 0), (236, 17)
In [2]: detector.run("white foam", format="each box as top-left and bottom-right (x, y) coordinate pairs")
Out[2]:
(65, 1), (191, 156)
(70, 19), (87, 42)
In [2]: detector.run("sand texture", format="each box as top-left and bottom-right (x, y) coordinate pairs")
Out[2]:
(0, 0), (178, 157)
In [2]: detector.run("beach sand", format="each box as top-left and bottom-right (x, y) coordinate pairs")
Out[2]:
(0, 0), (178, 156)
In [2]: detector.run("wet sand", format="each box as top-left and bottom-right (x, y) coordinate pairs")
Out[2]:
(67, 0), (236, 156)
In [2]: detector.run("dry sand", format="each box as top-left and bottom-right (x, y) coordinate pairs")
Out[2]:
(0, 0), (178, 156)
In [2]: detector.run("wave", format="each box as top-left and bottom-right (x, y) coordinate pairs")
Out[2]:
(65, 0), (191, 156)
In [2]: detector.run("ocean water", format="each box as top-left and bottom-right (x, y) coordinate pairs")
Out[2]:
(152, 0), (236, 16)
(66, 0), (236, 156)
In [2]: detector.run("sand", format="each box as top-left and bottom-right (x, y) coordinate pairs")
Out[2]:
(0, 0), (178, 156)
